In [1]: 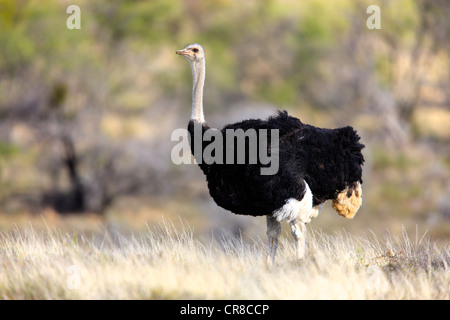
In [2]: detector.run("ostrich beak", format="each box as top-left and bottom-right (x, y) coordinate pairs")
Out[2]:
(176, 49), (190, 55)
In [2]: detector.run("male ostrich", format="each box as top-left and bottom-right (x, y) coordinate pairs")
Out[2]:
(176, 44), (364, 264)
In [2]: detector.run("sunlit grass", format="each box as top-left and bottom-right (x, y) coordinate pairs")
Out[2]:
(0, 220), (448, 299)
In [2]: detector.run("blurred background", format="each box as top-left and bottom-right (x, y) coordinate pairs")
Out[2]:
(0, 0), (449, 242)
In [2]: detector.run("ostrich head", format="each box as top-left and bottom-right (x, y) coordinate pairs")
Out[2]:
(176, 43), (205, 63)
(176, 43), (206, 123)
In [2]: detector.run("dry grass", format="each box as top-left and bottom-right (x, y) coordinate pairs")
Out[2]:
(0, 220), (448, 300)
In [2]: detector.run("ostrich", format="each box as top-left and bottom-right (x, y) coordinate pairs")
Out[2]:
(176, 43), (364, 264)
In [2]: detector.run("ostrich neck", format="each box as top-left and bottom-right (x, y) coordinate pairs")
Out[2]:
(190, 59), (205, 123)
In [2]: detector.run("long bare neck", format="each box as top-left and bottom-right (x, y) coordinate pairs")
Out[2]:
(190, 59), (205, 123)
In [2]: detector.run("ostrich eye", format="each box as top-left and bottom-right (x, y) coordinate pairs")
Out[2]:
(192, 48), (199, 53)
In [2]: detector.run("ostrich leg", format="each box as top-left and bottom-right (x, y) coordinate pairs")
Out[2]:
(266, 215), (281, 265)
(290, 220), (306, 260)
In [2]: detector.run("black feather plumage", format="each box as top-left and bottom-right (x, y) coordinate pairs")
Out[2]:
(188, 110), (365, 216)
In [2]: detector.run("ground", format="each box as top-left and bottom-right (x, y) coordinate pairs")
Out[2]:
(0, 215), (448, 299)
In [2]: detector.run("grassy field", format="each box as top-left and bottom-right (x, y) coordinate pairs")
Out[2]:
(0, 218), (448, 300)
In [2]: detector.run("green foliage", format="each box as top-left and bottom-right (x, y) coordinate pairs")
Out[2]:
(0, 0), (35, 72)
(297, 1), (347, 45)
(0, 29), (35, 72)
(0, 0), (432, 109)
(0, 143), (19, 159)
(92, 0), (183, 43)
(382, 0), (420, 43)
